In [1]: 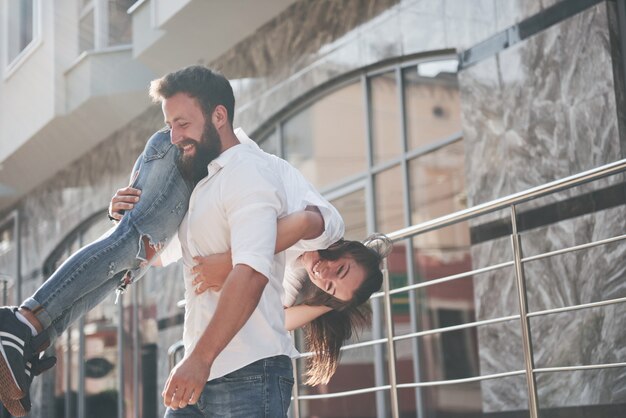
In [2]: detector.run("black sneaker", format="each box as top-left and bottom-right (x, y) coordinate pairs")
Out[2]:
(1, 353), (56, 417)
(0, 307), (50, 408)
(2, 356), (57, 417)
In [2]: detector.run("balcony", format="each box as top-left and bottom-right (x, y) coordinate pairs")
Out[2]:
(129, 0), (298, 75)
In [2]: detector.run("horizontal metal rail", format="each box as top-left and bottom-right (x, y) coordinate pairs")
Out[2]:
(297, 370), (528, 400)
(298, 314), (520, 358)
(370, 233), (626, 299)
(322, 296), (626, 359)
(527, 296), (626, 318)
(291, 159), (626, 411)
(397, 370), (526, 388)
(371, 260), (514, 298)
(386, 159), (626, 242)
(522, 233), (626, 263)
(392, 314), (520, 342)
(296, 359), (626, 401)
(298, 337), (388, 358)
(534, 362), (626, 373)
(297, 385), (392, 400)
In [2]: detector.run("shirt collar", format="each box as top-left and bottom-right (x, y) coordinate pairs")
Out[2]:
(234, 127), (261, 150)
(205, 128), (258, 177)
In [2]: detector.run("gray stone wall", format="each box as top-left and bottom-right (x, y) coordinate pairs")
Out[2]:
(458, 1), (626, 412)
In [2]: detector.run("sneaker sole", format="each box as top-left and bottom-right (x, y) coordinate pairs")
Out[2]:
(2, 397), (27, 417)
(0, 342), (25, 400)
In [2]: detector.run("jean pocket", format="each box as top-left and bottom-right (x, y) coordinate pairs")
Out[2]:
(206, 374), (264, 416)
(144, 131), (175, 162)
(196, 389), (207, 412)
(278, 375), (294, 416)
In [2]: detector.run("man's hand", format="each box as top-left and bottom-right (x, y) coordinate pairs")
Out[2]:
(108, 186), (141, 221)
(191, 253), (233, 294)
(162, 352), (211, 410)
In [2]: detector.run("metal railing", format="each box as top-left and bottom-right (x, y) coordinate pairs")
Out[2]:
(167, 159), (626, 417)
(290, 158), (626, 418)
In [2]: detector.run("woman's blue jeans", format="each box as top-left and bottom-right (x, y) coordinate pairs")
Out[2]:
(21, 130), (193, 342)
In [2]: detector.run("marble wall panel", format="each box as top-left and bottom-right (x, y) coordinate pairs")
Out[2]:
(607, 0), (626, 157)
(399, 3), (447, 54)
(460, 2), (621, 209)
(493, 0), (567, 34)
(218, 0), (503, 136)
(459, 2), (626, 412)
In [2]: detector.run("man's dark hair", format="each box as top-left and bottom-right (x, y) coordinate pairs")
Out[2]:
(149, 65), (235, 126)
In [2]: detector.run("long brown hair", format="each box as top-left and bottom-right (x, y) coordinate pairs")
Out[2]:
(296, 234), (391, 386)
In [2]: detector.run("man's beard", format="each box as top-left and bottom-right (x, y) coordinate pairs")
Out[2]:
(177, 122), (222, 184)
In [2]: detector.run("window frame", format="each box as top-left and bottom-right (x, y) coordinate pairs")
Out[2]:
(2, 0), (43, 80)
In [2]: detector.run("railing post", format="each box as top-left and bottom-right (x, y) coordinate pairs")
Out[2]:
(167, 341), (185, 371)
(510, 205), (539, 418)
(290, 357), (301, 418)
(382, 258), (400, 418)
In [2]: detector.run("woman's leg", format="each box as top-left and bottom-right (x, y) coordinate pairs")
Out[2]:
(22, 129), (191, 342)
(0, 130), (190, 414)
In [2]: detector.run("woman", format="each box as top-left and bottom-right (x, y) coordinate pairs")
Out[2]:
(189, 217), (391, 386)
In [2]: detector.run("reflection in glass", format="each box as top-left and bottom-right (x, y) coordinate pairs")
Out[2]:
(79, 9), (95, 52)
(409, 140), (467, 243)
(108, 0), (134, 46)
(370, 71), (401, 165)
(48, 217), (122, 418)
(403, 139), (480, 415)
(330, 189), (367, 241)
(295, 343), (389, 418)
(7, 0), (34, 63)
(398, 375), (529, 417)
(83, 291), (120, 418)
(375, 164), (405, 234)
(404, 60), (462, 151)
(282, 81), (367, 188)
(258, 128), (279, 156)
(0, 221), (16, 306)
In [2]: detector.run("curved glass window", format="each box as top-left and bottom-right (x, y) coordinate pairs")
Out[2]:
(370, 71), (402, 165)
(282, 79), (367, 188)
(404, 59), (462, 150)
(256, 54), (474, 418)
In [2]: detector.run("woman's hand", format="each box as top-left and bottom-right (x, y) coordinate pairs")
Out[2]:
(191, 252), (233, 294)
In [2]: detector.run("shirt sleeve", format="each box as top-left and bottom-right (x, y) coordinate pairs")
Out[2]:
(223, 157), (287, 280)
(282, 266), (307, 307)
(290, 189), (345, 253)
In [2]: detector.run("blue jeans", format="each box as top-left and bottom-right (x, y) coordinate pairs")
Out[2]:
(21, 130), (193, 342)
(165, 355), (294, 418)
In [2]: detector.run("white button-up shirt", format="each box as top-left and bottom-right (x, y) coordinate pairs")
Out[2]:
(235, 129), (345, 307)
(162, 128), (344, 381)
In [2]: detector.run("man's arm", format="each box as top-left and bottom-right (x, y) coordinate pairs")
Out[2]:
(191, 208), (324, 293)
(162, 264), (267, 409)
(164, 156), (285, 410)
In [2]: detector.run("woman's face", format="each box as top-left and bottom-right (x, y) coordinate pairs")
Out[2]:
(300, 251), (367, 301)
